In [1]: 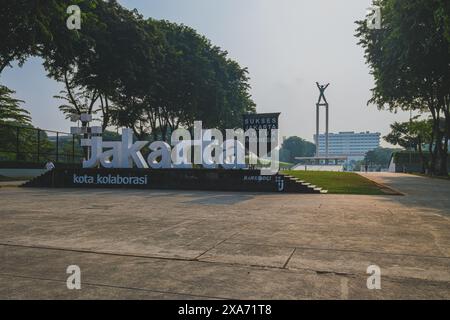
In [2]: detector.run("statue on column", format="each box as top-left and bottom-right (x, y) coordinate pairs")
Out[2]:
(316, 82), (330, 104)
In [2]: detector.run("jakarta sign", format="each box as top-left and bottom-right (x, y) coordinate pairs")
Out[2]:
(80, 121), (280, 175)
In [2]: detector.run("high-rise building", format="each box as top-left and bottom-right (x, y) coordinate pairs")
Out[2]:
(314, 131), (381, 161)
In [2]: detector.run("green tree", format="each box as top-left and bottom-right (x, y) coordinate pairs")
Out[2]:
(0, 85), (31, 124)
(356, 0), (450, 175)
(384, 121), (418, 151)
(437, 0), (450, 42)
(0, 1), (50, 73)
(384, 117), (433, 172)
(112, 19), (255, 140)
(44, 0), (153, 132)
(151, 20), (255, 133)
(364, 147), (399, 169)
(0, 1), (87, 74)
(0, 84), (36, 162)
(1, 1), (255, 140)
(280, 136), (315, 163)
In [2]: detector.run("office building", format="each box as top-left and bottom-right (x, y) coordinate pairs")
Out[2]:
(314, 131), (381, 161)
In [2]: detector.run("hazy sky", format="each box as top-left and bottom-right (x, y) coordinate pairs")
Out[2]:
(1, 0), (411, 145)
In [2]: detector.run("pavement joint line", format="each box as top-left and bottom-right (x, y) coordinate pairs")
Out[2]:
(4, 237), (440, 265)
(222, 241), (450, 260)
(0, 242), (199, 263)
(4, 242), (449, 285)
(314, 270), (354, 277)
(193, 231), (242, 261)
(282, 248), (296, 269)
(284, 267), (450, 286)
(0, 242), (297, 272)
(3, 265), (448, 296)
(0, 273), (230, 300)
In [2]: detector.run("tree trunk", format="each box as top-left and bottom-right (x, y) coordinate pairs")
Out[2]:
(418, 138), (426, 174)
(439, 134), (449, 176)
(431, 120), (440, 175)
(101, 96), (110, 132)
(443, 100), (450, 176)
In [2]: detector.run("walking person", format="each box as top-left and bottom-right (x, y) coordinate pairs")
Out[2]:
(45, 160), (55, 171)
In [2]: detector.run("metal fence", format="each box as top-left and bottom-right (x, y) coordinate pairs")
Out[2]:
(0, 123), (84, 165)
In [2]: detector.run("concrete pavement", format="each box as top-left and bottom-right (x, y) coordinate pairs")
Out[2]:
(0, 172), (449, 299)
(359, 172), (450, 213)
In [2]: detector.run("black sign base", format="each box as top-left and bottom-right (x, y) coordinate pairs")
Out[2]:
(22, 168), (326, 194)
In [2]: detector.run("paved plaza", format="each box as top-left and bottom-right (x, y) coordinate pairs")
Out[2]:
(0, 173), (449, 299)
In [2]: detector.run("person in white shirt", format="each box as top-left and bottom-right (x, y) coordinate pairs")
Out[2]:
(45, 160), (55, 171)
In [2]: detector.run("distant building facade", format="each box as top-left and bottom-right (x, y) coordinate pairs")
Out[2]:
(314, 131), (381, 161)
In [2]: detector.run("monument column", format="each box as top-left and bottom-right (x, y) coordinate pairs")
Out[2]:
(315, 82), (330, 162)
(316, 104), (320, 158)
(326, 103), (329, 160)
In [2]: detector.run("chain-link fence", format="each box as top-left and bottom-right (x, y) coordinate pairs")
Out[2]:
(0, 123), (84, 165)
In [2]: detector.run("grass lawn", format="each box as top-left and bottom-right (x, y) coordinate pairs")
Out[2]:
(283, 170), (387, 195)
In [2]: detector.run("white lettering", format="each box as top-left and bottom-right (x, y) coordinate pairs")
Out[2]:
(79, 122), (279, 174)
(66, 265), (81, 290)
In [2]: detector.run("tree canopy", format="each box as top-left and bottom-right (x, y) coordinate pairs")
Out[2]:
(384, 117), (433, 151)
(384, 117), (434, 172)
(280, 136), (315, 163)
(364, 147), (398, 168)
(0, 85), (31, 124)
(0, 0), (256, 141)
(111, 19), (255, 140)
(356, 0), (450, 175)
